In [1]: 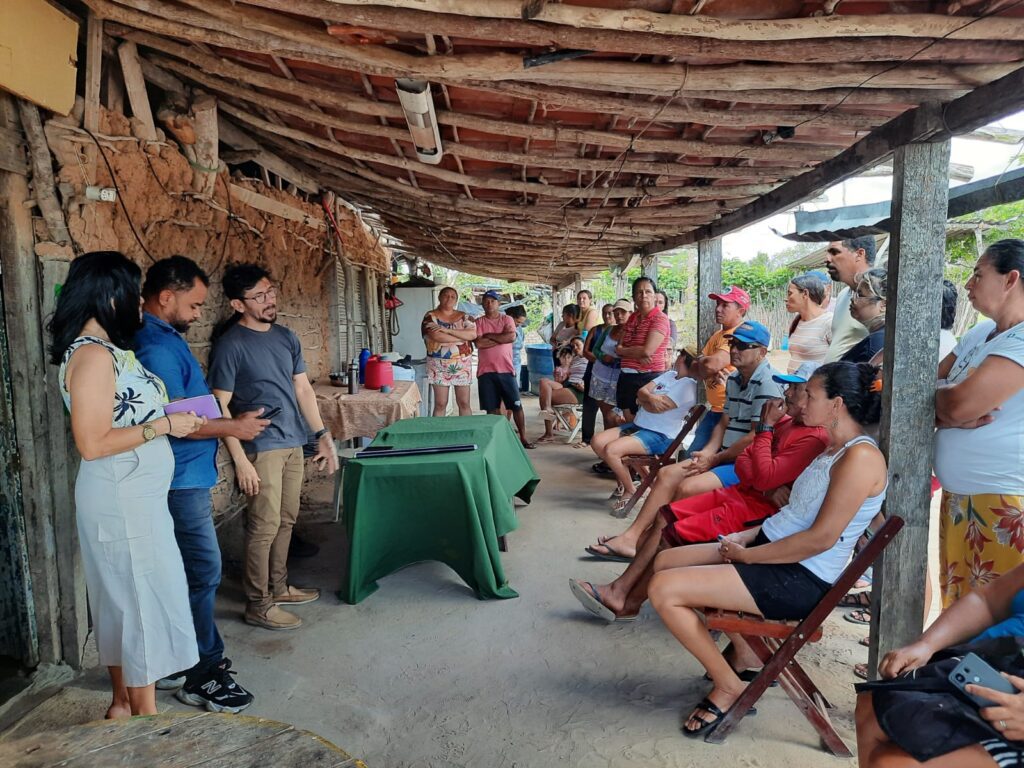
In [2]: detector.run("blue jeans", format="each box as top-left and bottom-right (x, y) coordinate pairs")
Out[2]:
(167, 488), (224, 672)
(689, 410), (723, 453)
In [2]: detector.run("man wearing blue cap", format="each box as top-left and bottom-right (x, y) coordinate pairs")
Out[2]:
(475, 290), (534, 449)
(686, 320), (784, 488)
(585, 320), (784, 562)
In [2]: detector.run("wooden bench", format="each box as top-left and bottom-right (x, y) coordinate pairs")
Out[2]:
(703, 515), (905, 756)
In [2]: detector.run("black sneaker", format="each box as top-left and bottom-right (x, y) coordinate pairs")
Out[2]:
(176, 659), (254, 713)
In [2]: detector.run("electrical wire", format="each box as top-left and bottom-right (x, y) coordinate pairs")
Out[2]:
(728, 0), (1024, 163)
(82, 128), (157, 263)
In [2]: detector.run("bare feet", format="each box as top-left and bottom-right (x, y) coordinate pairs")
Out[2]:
(105, 701), (132, 719)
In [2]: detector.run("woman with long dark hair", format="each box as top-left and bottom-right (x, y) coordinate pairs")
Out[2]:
(649, 361), (887, 737)
(50, 251), (204, 718)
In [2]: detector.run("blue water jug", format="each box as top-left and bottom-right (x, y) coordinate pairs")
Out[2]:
(358, 347), (371, 383)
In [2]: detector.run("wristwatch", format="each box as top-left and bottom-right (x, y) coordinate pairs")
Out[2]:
(756, 423), (775, 434)
(142, 423), (157, 442)
(313, 428), (330, 441)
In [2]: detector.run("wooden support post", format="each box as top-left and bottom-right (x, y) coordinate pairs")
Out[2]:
(551, 286), (563, 330)
(612, 266), (627, 301)
(190, 93), (219, 196)
(16, 100), (72, 246)
(869, 139), (951, 676)
(642, 254), (659, 282)
(83, 14), (103, 135)
(0, 99), (61, 665)
(117, 41), (158, 141)
(697, 237), (723, 350)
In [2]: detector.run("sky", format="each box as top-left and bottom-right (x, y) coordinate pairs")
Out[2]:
(722, 109), (1024, 261)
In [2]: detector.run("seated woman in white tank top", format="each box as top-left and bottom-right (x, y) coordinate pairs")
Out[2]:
(647, 361), (888, 739)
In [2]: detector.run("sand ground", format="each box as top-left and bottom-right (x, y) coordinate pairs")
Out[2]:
(1, 376), (939, 768)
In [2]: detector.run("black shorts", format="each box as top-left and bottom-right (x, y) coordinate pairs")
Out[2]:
(478, 372), (522, 412)
(616, 371), (661, 413)
(732, 531), (831, 621)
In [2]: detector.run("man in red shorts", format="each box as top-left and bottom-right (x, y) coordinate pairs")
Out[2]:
(570, 362), (828, 623)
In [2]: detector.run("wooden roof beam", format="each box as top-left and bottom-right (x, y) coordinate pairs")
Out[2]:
(127, 33), (893, 138)
(143, 51), (837, 163)
(316, 1), (1024, 41)
(641, 63), (1024, 254)
(233, 0), (1024, 65)
(90, 3), (1022, 94)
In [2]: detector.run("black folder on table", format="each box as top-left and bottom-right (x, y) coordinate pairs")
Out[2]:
(354, 443), (478, 459)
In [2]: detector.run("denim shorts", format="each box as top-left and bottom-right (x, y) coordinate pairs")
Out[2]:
(618, 423), (673, 455)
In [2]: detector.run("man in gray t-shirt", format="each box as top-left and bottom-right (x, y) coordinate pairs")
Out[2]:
(209, 264), (338, 632)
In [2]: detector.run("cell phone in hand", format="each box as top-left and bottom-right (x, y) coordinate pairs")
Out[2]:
(949, 652), (1017, 707)
(262, 406), (282, 420)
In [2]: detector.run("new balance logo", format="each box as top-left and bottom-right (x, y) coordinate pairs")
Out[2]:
(201, 680), (222, 695)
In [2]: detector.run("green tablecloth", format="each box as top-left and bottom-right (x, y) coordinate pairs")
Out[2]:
(342, 415), (540, 603)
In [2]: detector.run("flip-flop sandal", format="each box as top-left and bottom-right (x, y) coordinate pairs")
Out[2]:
(591, 462), (613, 475)
(568, 579), (616, 623)
(682, 698), (757, 739)
(608, 484), (625, 500)
(536, 435), (558, 444)
(584, 542), (634, 563)
(858, 635), (871, 648)
(844, 608), (872, 625)
(608, 497), (631, 514)
(521, 441), (537, 450)
(854, 663), (869, 681)
(839, 591), (872, 609)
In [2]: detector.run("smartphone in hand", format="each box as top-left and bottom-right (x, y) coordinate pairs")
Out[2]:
(949, 652), (1017, 707)
(262, 406), (283, 420)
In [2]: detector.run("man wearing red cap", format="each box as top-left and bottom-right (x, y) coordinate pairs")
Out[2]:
(688, 286), (749, 452)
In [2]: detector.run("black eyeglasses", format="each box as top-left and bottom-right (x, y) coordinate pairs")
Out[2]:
(728, 339), (763, 351)
(243, 286), (277, 305)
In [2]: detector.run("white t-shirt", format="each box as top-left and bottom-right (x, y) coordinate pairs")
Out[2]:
(788, 311), (833, 373)
(824, 288), (868, 363)
(939, 328), (957, 362)
(634, 372), (698, 438)
(934, 319), (1024, 495)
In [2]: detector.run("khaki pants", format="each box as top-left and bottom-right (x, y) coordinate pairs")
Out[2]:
(243, 447), (304, 611)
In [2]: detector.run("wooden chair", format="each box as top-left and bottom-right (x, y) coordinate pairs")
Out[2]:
(702, 515), (905, 756)
(613, 404), (706, 519)
(552, 403), (584, 444)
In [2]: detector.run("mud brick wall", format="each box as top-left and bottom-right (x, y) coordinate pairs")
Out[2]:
(36, 105), (389, 524)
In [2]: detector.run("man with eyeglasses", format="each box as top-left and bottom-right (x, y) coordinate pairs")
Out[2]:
(209, 263), (338, 631)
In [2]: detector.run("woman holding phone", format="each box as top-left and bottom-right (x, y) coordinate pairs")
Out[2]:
(50, 251), (205, 718)
(856, 562), (1024, 767)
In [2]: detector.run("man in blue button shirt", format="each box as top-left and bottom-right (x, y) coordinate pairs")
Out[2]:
(135, 256), (267, 713)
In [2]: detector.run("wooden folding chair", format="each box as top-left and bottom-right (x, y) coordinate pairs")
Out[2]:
(702, 515), (905, 756)
(552, 403), (583, 444)
(612, 404), (706, 519)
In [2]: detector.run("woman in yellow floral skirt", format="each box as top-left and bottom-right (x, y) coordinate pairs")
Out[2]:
(935, 239), (1024, 607)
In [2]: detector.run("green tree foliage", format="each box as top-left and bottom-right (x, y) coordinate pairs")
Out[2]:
(721, 254), (796, 303)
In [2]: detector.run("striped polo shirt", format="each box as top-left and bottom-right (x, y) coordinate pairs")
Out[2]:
(722, 359), (785, 449)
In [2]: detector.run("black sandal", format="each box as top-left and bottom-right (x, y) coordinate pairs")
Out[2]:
(682, 698), (756, 738)
(591, 461), (612, 475)
(703, 669), (777, 686)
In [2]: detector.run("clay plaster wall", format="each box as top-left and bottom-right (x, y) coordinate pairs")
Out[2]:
(35, 105), (390, 522)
